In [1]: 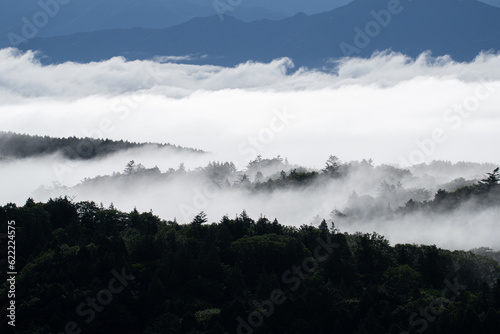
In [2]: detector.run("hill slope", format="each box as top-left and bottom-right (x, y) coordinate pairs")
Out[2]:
(0, 132), (204, 160)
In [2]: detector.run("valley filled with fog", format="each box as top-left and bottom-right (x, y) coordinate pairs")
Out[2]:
(3, 1), (500, 333)
(1, 48), (500, 251)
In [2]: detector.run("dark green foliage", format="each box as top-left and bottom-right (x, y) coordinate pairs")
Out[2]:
(0, 132), (203, 160)
(252, 168), (320, 191)
(477, 168), (499, 191)
(410, 168), (500, 213)
(338, 167), (500, 222)
(0, 199), (499, 333)
(191, 212), (208, 225)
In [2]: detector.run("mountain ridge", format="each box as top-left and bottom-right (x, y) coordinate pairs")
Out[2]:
(15, 0), (500, 67)
(0, 132), (205, 160)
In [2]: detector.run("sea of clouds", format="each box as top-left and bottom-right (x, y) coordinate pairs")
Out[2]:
(1, 48), (499, 250)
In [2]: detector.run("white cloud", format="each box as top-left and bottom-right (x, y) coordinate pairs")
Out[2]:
(0, 50), (500, 167)
(1, 49), (500, 169)
(1, 48), (500, 250)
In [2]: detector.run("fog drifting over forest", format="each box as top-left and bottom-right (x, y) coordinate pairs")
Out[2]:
(1, 48), (500, 250)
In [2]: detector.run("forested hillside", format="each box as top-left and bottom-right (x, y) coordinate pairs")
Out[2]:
(42, 155), (500, 223)
(0, 132), (203, 160)
(0, 197), (499, 333)
(2, 0), (500, 333)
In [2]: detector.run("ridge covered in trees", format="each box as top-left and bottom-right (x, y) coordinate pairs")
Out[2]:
(42, 155), (500, 224)
(0, 198), (499, 333)
(0, 132), (204, 160)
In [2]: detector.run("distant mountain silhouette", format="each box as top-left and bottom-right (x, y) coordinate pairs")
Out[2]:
(0, 0), (353, 47)
(17, 0), (500, 67)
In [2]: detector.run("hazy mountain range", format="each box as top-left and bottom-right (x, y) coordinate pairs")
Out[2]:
(0, 0), (353, 46)
(8, 0), (500, 67)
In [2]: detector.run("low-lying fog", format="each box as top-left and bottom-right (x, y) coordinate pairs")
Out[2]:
(1, 47), (499, 251)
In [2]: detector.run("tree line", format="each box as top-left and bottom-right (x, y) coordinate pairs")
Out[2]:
(0, 132), (204, 160)
(0, 197), (499, 333)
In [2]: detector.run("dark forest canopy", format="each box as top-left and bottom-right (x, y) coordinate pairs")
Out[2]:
(0, 198), (499, 333)
(0, 132), (204, 160)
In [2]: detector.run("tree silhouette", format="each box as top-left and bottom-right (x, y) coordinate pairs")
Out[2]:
(124, 160), (136, 174)
(192, 211), (208, 225)
(323, 155), (342, 178)
(478, 167), (500, 192)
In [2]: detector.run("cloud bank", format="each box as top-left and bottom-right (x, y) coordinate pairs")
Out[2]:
(1, 48), (500, 250)
(1, 48), (499, 169)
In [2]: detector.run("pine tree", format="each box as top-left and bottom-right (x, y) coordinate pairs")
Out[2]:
(323, 155), (342, 178)
(191, 211), (208, 225)
(478, 167), (500, 192)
